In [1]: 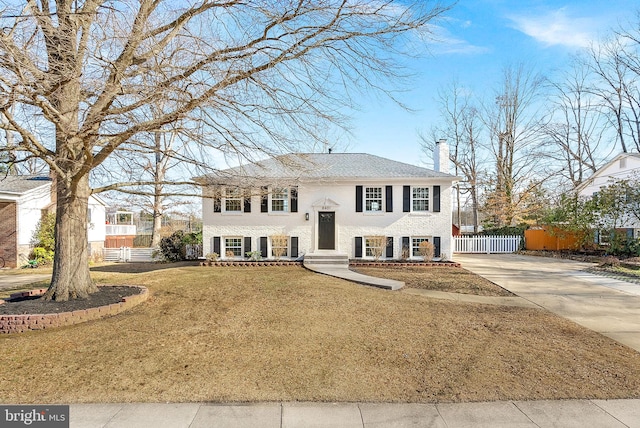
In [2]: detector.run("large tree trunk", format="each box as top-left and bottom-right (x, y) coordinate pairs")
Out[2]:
(43, 174), (97, 301)
(150, 131), (165, 248)
(151, 208), (163, 247)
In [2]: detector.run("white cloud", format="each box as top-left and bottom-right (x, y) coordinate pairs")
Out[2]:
(507, 8), (596, 48)
(428, 22), (491, 55)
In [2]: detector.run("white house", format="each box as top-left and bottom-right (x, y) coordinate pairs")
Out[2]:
(200, 144), (457, 261)
(576, 152), (640, 238)
(0, 175), (106, 267)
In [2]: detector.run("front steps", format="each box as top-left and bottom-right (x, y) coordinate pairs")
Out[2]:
(302, 253), (349, 266)
(303, 253), (404, 291)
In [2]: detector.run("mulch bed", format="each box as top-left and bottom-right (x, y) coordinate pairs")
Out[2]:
(0, 286), (142, 315)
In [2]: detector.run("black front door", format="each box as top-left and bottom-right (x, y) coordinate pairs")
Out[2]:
(318, 211), (335, 250)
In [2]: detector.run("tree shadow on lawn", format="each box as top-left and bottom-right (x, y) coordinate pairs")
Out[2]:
(90, 261), (200, 274)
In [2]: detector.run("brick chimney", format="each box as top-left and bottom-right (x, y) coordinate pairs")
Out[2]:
(434, 139), (449, 174)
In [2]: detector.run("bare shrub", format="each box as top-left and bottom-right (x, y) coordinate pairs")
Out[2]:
(270, 234), (289, 260)
(366, 236), (388, 261)
(418, 241), (435, 261)
(401, 245), (410, 260)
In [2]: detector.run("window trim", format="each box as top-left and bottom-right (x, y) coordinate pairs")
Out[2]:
(270, 235), (289, 258)
(364, 237), (376, 257)
(224, 237), (243, 258)
(271, 187), (290, 213)
(364, 186), (383, 213)
(412, 186), (430, 212)
(411, 237), (431, 258)
(224, 187), (243, 213)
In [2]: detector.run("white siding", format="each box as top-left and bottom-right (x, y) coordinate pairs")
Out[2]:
(87, 196), (106, 244)
(202, 179), (454, 260)
(578, 154), (640, 230)
(16, 186), (51, 246)
(578, 154), (640, 198)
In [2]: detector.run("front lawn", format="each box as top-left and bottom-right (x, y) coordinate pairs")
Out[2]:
(1, 265), (639, 403)
(353, 266), (513, 296)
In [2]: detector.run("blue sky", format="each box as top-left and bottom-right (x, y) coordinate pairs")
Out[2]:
(347, 0), (639, 167)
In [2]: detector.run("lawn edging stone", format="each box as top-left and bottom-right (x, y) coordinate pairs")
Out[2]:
(0, 285), (149, 334)
(200, 260), (461, 268)
(349, 261), (461, 268)
(201, 260), (304, 267)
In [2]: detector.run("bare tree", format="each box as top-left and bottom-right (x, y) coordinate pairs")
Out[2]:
(587, 26), (640, 153)
(482, 64), (546, 227)
(107, 121), (190, 248)
(542, 60), (609, 188)
(425, 78), (483, 233)
(0, 0), (450, 300)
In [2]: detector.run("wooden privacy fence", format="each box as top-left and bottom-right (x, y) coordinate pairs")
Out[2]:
(524, 228), (583, 251)
(453, 235), (522, 254)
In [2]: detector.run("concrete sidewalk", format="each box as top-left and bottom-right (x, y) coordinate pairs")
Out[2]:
(305, 263), (405, 290)
(67, 400), (640, 427)
(455, 253), (640, 353)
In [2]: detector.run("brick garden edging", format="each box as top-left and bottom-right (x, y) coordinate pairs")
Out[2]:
(201, 261), (303, 267)
(349, 261), (461, 268)
(200, 260), (460, 268)
(0, 285), (149, 334)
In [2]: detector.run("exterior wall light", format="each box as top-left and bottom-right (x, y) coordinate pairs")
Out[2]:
(305, 213), (310, 221)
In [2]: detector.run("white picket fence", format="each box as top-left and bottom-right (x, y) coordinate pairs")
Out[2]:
(453, 235), (522, 254)
(103, 247), (158, 262)
(186, 244), (203, 259)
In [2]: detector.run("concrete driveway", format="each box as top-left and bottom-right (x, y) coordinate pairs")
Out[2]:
(455, 253), (640, 353)
(0, 272), (50, 292)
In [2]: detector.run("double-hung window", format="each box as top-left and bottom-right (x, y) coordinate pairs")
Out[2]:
(365, 187), (383, 212)
(411, 237), (430, 257)
(364, 236), (388, 258)
(365, 238), (376, 257)
(225, 187), (243, 212)
(271, 188), (289, 212)
(225, 237), (243, 257)
(271, 235), (289, 258)
(412, 187), (429, 211)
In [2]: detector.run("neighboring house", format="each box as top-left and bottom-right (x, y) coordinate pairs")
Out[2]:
(199, 144), (457, 261)
(576, 152), (640, 239)
(88, 194), (108, 256)
(0, 175), (106, 268)
(105, 210), (137, 248)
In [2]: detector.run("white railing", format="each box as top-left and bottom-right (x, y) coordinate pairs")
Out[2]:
(103, 247), (157, 262)
(105, 224), (137, 236)
(453, 235), (522, 254)
(186, 244), (203, 260)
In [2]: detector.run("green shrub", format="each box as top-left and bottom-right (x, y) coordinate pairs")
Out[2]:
(29, 213), (56, 266)
(30, 246), (54, 266)
(158, 230), (187, 262)
(608, 234), (640, 258)
(158, 230), (203, 262)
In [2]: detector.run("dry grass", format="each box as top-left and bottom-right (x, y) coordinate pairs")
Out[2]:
(1, 265), (640, 404)
(354, 266), (513, 296)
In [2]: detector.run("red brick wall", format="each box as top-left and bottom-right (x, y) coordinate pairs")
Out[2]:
(0, 202), (17, 268)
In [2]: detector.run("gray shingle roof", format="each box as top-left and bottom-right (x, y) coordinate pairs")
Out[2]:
(203, 153), (455, 184)
(0, 175), (52, 195)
